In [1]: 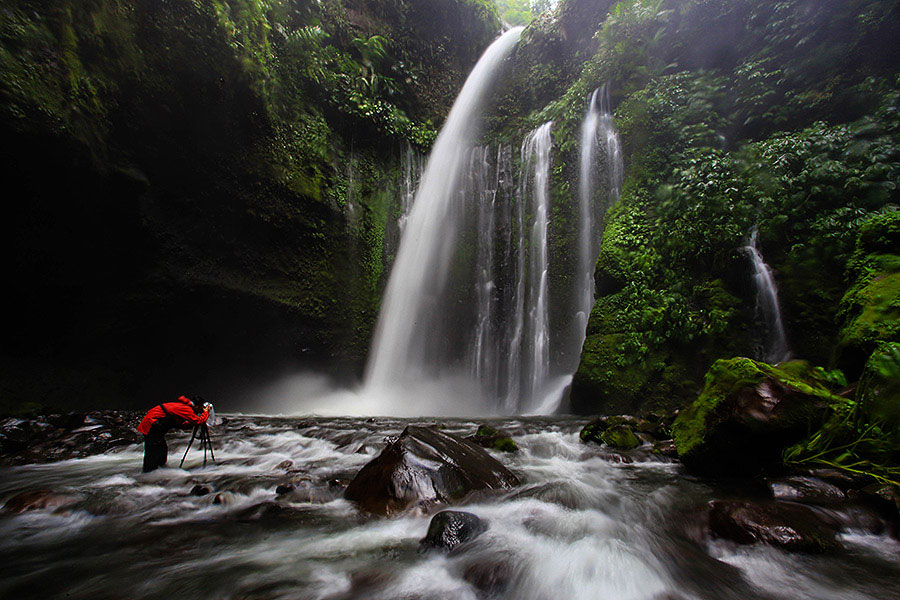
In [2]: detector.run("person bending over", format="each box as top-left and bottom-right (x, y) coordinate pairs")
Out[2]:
(137, 395), (209, 473)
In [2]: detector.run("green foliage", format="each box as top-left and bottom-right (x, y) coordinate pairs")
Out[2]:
(785, 343), (900, 487)
(496, 0), (537, 26)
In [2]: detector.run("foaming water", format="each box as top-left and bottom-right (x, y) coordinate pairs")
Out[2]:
(1, 416), (898, 600)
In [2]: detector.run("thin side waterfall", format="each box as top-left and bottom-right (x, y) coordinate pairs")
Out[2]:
(567, 85), (623, 372)
(397, 144), (423, 234)
(521, 121), (554, 411)
(743, 227), (791, 363)
(364, 27), (524, 395)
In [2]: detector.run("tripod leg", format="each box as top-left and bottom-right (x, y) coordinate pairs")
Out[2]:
(205, 426), (216, 463)
(179, 425), (199, 469)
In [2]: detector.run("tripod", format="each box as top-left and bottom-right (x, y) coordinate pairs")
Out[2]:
(179, 423), (216, 468)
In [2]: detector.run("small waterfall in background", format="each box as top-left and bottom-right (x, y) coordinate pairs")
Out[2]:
(575, 85), (623, 335)
(397, 144), (423, 234)
(742, 226), (791, 363)
(364, 27), (525, 405)
(545, 84), (624, 399)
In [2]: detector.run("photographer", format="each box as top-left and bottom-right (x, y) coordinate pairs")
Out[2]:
(137, 395), (210, 473)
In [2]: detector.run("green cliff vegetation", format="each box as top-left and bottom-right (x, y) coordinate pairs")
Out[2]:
(0, 0), (499, 412)
(492, 0), (900, 415)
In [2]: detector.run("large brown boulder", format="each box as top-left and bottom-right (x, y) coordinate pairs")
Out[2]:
(344, 426), (520, 516)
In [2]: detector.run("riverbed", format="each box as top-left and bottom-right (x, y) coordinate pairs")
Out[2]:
(1, 415), (898, 600)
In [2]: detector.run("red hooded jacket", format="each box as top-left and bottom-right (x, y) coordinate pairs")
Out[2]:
(137, 396), (209, 435)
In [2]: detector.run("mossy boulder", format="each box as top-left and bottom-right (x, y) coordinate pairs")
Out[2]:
(672, 358), (846, 476)
(580, 416), (640, 450)
(835, 213), (900, 378)
(466, 425), (518, 453)
(600, 425), (640, 450)
(858, 342), (900, 429)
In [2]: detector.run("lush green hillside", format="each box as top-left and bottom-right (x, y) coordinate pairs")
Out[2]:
(493, 0), (900, 415)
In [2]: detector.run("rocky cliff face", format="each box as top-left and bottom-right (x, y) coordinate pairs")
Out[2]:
(0, 0), (500, 412)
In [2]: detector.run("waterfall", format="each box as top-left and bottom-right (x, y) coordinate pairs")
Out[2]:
(362, 34), (625, 416)
(574, 84), (623, 336)
(520, 122), (554, 411)
(742, 227), (791, 363)
(575, 85), (623, 333)
(397, 144), (423, 234)
(364, 27), (524, 397)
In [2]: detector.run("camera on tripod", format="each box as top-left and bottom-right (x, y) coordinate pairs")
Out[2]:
(179, 400), (217, 469)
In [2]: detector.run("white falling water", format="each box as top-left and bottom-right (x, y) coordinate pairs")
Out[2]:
(743, 226), (791, 363)
(574, 85), (623, 341)
(521, 121), (554, 411)
(365, 27), (524, 397)
(397, 144), (423, 235)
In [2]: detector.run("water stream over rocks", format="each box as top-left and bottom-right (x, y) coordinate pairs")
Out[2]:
(2, 415), (898, 600)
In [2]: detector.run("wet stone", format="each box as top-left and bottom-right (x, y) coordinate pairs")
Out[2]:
(767, 476), (846, 504)
(420, 510), (488, 552)
(462, 557), (514, 595)
(707, 500), (840, 553)
(2, 489), (83, 514)
(344, 426), (520, 516)
(191, 485), (211, 497)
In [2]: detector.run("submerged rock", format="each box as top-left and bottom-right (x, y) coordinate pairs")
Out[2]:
(190, 485), (211, 497)
(707, 500), (840, 553)
(344, 426), (520, 516)
(462, 557), (514, 595)
(671, 358), (845, 476)
(855, 484), (900, 539)
(420, 510), (488, 552)
(2, 489), (83, 514)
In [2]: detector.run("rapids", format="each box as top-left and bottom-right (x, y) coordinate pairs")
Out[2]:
(2, 416), (898, 600)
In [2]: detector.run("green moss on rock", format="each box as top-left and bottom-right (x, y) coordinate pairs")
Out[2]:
(672, 357), (847, 476)
(836, 213), (900, 377)
(600, 424), (640, 450)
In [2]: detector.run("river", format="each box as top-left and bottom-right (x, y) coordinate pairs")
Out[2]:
(1, 415), (898, 600)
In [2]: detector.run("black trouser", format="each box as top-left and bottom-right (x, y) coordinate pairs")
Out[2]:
(142, 425), (169, 473)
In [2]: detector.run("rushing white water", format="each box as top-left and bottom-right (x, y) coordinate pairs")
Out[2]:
(3, 416), (899, 600)
(365, 27), (524, 394)
(742, 226), (791, 363)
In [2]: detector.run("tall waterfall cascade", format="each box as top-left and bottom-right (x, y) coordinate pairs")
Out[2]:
(363, 29), (625, 415)
(364, 27), (525, 405)
(743, 227), (791, 363)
